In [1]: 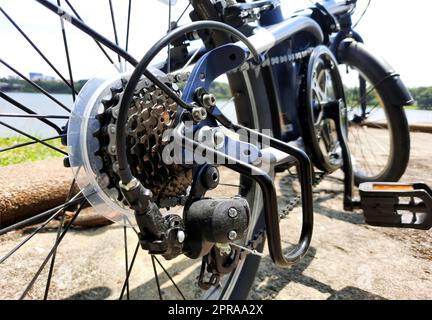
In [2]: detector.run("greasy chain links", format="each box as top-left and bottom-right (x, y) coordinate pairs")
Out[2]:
(94, 73), (192, 209)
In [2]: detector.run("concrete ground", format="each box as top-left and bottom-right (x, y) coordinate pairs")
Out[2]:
(0, 130), (431, 300)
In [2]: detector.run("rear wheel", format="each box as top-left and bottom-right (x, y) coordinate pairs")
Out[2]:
(0, 1), (270, 300)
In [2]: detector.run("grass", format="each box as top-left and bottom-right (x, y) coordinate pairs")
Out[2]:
(404, 105), (421, 110)
(0, 136), (66, 166)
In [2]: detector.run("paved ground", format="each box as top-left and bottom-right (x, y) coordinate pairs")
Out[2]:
(0, 130), (431, 300)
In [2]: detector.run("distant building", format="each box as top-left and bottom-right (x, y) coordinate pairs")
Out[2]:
(29, 72), (55, 81)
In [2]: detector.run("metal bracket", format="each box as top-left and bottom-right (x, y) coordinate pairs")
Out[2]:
(173, 122), (314, 268)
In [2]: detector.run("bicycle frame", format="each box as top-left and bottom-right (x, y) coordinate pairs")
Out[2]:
(32, 0), (413, 267)
(33, 0), (356, 266)
(228, 0), (356, 142)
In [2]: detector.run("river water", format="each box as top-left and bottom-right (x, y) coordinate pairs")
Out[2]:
(1, 92), (431, 138)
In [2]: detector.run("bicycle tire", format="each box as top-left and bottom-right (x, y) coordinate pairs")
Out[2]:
(338, 43), (410, 185)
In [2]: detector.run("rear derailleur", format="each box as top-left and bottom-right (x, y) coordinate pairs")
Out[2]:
(127, 163), (253, 289)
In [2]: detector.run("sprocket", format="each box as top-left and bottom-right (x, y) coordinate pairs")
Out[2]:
(94, 74), (192, 209)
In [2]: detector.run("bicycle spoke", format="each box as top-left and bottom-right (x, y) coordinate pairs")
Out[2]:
(123, 218), (130, 300)
(36, 0), (137, 66)
(352, 127), (374, 175)
(153, 255), (186, 300)
(0, 6), (76, 93)
(56, 0), (76, 101)
(0, 113), (68, 120)
(43, 210), (66, 300)
(19, 199), (86, 300)
(0, 204), (69, 264)
(175, 1), (191, 24)
(219, 95), (236, 111)
(43, 179), (77, 300)
(123, 216), (140, 236)
(0, 121), (67, 155)
(180, 44), (204, 73)
(64, 0), (114, 65)
(360, 126), (385, 167)
(108, 0), (121, 64)
(0, 92), (63, 134)
(357, 85), (380, 113)
(151, 255), (163, 300)
(0, 59), (71, 113)
(366, 102), (382, 118)
(0, 192), (84, 236)
(0, 135), (65, 153)
(125, 0), (132, 52)
(347, 69), (393, 178)
(119, 241), (140, 300)
(36, 0), (190, 111)
(357, 129), (373, 175)
(167, 0), (173, 74)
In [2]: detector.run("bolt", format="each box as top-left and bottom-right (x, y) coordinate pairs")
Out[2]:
(213, 131), (225, 149)
(192, 106), (207, 122)
(177, 230), (185, 243)
(228, 230), (237, 241)
(216, 243), (232, 256)
(228, 207), (238, 219)
(202, 93), (217, 108)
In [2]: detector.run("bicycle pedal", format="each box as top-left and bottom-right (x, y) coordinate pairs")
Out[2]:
(359, 182), (432, 230)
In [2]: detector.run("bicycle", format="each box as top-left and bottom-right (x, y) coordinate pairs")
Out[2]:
(0, 0), (424, 300)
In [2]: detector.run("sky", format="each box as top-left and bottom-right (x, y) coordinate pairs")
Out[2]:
(0, 0), (431, 87)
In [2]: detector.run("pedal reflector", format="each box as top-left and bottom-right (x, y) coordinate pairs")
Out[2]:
(372, 184), (414, 191)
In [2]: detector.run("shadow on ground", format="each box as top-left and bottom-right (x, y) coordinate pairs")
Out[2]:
(63, 245), (384, 300)
(65, 286), (112, 300)
(251, 246), (385, 300)
(63, 173), (376, 301)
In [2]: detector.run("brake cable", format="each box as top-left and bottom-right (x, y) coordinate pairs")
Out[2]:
(353, 0), (371, 29)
